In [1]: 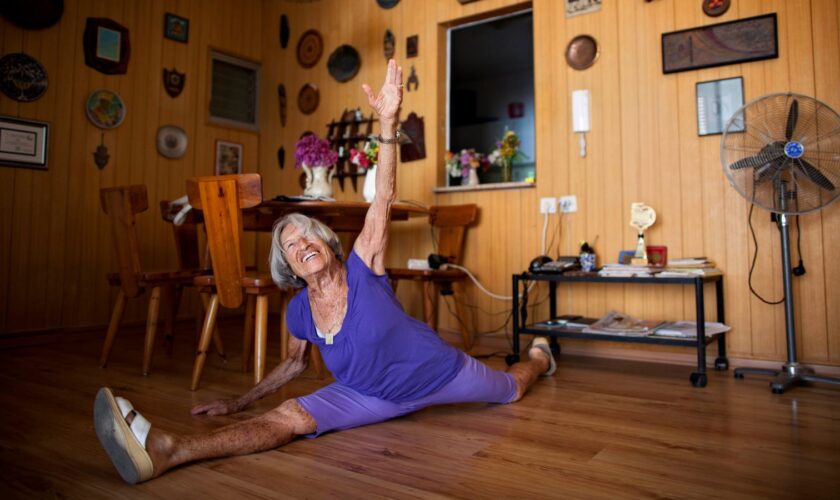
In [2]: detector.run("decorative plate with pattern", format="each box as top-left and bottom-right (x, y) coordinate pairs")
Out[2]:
(85, 89), (126, 129)
(297, 83), (319, 115)
(296, 30), (323, 68)
(0, 53), (48, 102)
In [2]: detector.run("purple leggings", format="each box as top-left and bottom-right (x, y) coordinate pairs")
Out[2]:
(296, 353), (517, 437)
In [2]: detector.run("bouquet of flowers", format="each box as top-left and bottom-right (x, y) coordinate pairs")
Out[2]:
(349, 141), (379, 172)
(488, 128), (526, 167)
(445, 149), (489, 179)
(294, 134), (338, 168)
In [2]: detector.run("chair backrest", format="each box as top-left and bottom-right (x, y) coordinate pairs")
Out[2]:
(159, 200), (202, 270)
(100, 185), (148, 298)
(430, 204), (478, 266)
(186, 174), (262, 308)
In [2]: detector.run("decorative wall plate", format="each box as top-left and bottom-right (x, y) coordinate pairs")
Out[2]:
(702, 0), (731, 17)
(297, 83), (319, 115)
(156, 125), (187, 158)
(86, 89), (126, 129)
(296, 29), (323, 68)
(0, 53), (48, 102)
(565, 34), (599, 70)
(0, 0), (64, 29)
(327, 45), (361, 82)
(376, 0), (400, 8)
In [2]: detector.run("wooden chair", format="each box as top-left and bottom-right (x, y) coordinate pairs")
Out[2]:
(387, 204), (478, 350)
(186, 174), (283, 390)
(100, 185), (206, 375)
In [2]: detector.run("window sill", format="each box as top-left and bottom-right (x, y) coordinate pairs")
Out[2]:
(432, 181), (535, 194)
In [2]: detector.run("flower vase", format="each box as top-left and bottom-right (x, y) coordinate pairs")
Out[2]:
(501, 158), (513, 183)
(363, 164), (377, 202)
(467, 168), (479, 186)
(302, 164), (335, 198)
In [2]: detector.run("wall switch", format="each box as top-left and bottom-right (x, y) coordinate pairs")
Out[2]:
(559, 195), (577, 213)
(539, 197), (557, 214)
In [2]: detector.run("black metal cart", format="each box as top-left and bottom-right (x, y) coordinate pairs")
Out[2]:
(507, 272), (729, 387)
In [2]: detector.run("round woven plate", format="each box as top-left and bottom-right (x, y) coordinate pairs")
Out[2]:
(0, 53), (48, 102)
(296, 29), (323, 68)
(298, 83), (319, 115)
(327, 44), (361, 83)
(86, 89), (126, 129)
(565, 34), (599, 70)
(156, 125), (187, 159)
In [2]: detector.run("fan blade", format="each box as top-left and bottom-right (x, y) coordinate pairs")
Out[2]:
(785, 99), (799, 141)
(729, 143), (784, 170)
(755, 158), (784, 184)
(795, 158), (835, 191)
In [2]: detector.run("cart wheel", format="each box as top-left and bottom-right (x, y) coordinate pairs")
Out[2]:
(690, 372), (707, 388)
(505, 354), (519, 366)
(714, 357), (729, 370)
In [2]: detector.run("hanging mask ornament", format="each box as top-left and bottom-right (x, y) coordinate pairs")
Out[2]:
(93, 133), (110, 169)
(383, 29), (395, 60)
(280, 14), (290, 48)
(163, 68), (185, 98)
(406, 65), (419, 91)
(278, 84), (287, 127)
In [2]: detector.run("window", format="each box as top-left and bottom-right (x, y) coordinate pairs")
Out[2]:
(447, 10), (535, 185)
(209, 51), (260, 130)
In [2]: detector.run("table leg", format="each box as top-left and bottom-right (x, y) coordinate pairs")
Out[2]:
(714, 278), (729, 370)
(690, 279), (708, 388)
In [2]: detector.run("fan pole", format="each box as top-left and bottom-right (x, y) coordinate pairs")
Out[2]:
(778, 210), (798, 366)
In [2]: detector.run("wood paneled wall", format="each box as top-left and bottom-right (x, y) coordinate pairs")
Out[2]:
(0, 0), (264, 332)
(260, 0), (840, 366)
(2, 0), (838, 367)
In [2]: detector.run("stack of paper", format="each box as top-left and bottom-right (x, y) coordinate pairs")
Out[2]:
(657, 257), (720, 277)
(583, 311), (663, 337)
(598, 264), (658, 277)
(652, 321), (731, 338)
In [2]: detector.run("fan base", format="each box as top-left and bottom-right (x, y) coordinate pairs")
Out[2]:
(734, 363), (840, 394)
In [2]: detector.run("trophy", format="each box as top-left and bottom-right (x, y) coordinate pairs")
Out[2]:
(629, 202), (656, 265)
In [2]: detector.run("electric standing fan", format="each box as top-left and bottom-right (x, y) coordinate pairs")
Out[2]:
(722, 92), (840, 394)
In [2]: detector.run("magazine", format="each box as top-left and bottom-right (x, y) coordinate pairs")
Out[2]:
(582, 311), (663, 337)
(651, 321), (731, 338)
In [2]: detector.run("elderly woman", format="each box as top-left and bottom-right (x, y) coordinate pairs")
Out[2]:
(93, 60), (555, 485)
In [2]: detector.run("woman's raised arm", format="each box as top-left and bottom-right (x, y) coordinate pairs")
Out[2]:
(353, 59), (403, 274)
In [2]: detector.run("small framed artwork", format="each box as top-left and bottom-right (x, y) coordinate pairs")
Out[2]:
(696, 77), (744, 136)
(662, 13), (777, 74)
(618, 250), (635, 265)
(164, 13), (189, 43)
(406, 35), (418, 58)
(215, 140), (242, 175)
(83, 17), (131, 74)
(0, 115), (49, 171)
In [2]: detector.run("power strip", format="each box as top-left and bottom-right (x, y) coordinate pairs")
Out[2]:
(407, 258), (431, 270)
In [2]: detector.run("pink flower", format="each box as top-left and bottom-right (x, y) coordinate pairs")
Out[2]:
(294, 134), (338, 168)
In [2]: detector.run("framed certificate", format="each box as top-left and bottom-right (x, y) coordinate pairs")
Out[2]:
(0, 116), (49, 170)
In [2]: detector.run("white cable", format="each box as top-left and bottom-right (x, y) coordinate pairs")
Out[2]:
(444, 263), (536, 301)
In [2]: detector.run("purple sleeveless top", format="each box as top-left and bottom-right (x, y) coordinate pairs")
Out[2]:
(286, 250), (465, 402)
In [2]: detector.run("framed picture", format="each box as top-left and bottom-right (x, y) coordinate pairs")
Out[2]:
(215, 140), (242, 175)
(565, 0), (602, 18)
(696, 77), (744, 136)
(0, 116), (49, 170)
(661, 13), (777, 74)
(164, 13), (189, 43)
(83, 17), (130, 75)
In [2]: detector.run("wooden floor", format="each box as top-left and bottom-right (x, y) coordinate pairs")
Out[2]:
(1, 324), (839, 499)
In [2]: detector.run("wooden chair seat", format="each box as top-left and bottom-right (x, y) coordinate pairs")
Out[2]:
(386, 204), (478, 350)
(193, 272), (279, 290)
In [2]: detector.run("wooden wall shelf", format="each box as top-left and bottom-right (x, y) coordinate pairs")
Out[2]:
(326, 108), (377, 191)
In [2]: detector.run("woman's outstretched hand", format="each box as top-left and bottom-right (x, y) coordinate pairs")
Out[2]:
(191, 397), (245, 416)
(361, 59), (403, 124)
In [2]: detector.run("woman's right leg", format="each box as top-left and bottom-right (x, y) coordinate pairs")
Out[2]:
(145, 399), (316, 479)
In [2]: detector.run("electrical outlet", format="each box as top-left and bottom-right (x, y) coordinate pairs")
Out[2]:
(559, 195), (577, 213)
(539, 197), (557, 214)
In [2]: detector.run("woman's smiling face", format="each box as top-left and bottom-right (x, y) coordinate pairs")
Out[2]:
(279, 222), (336, 280)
